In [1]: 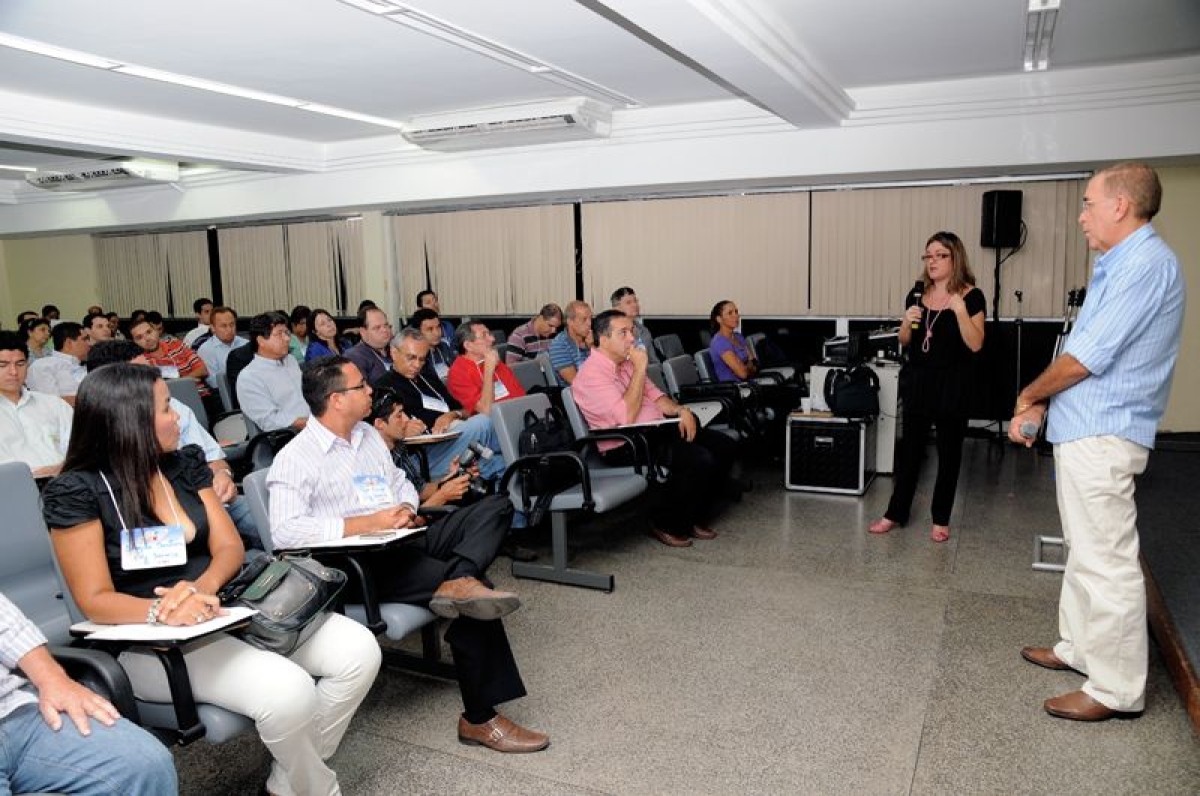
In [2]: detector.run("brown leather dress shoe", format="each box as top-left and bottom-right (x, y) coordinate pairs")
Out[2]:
(458, 714), (550, 753)
(650, 528), (693, 547)
(429, 577), (520, 621)
(1021, 646), (1074, 671)
(1043, 690), (1139, 722)
(691, 525), (718, 540)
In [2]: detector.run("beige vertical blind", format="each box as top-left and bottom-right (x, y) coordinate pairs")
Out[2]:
(810, 179), (1088, 319)
(94, 234), (169, 314)
(218, 225), (289, 315)
(392, 205), (574, 318)
(581, 193), (811, 316)
(159, 231), (211, 313)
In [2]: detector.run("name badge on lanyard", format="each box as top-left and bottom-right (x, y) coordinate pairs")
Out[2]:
(493, 379), (510, 400)
(434, 362), (450, 380)
(420, 392), (450, 414)
(353, 474), (393, 507)
(159, 365), (181, 379)
(121, 524), (187, 571)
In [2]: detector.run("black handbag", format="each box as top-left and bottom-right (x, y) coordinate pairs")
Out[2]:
(823, 366), (880, 417)
(218, 551), (346, 656)
(516, 407), (580, 525)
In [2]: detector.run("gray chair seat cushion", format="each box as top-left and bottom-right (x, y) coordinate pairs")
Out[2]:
(344, 602), (437, 642)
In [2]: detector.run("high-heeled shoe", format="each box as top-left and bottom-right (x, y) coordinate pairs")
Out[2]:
(930, 525), (950, 543)
(868, 518), (898, 534)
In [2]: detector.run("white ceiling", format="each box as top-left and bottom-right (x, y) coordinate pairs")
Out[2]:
(0, 0), (1198, 210)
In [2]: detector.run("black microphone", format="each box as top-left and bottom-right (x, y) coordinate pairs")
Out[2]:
(910, 280), (924, 330)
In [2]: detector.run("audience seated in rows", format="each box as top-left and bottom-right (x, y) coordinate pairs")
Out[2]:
(610, 286), (658, 363)
(43, 363), (381, 795)
(0, 591), (178, 795)
(416, 289), (456, 343)
(181, 297), (214, 349)
(446, 321), (527, 417)
(237, 312), (309, 432)
(197, 306), (249, 392)
(548, 300), (593, 386)
(574, 310), (741, 548)
(288, 305), (311, 363)
(305, 308), (352, 361)
(504, 303), (562, 364)
(0, 331), (73, 479)
(82, 312), (112, 344)
(344, 306), (395, 385)
(18, 316), (53, 361)
(266, 356), (549, 753)
(26, 322), (90, 406)
(410, 307), (456, 380)
(130, 315), (219, 420)
(374, 328), (507, 482)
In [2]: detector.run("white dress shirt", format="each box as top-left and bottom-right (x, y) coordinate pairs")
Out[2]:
(266, 417), (419, 549)
(0, 388), (73, 471)
(197, 335), (248, 390)
(25, 351), (86, 398)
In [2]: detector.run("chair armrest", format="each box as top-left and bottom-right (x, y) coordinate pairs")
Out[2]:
(572, 431), (648, 475)
(499, 451), (595, 512)
(313, 552), (385, 635)
(51, 645), (140, 722)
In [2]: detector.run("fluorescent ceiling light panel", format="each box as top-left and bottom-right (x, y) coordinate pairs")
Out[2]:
(1024, 0), (1060, 72)
(336, 0), (639, 107)
(0, 31), (121, 69)
(0, 164), (38, 173)
(0, 33), (406, 130)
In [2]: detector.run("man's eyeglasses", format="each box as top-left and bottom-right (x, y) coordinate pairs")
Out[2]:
(920, 252), (952, 263)
(331, 380), (369, 396)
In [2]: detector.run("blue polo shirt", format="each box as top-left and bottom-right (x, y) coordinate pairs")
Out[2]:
(1047, 224), (1184, 449)
(548, 333), (591, 387)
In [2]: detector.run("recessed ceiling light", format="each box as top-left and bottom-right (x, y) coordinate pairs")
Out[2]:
(0, 32), (121, 70)
(0, 164), (38, 173)
(1024, 0), (1060, 72)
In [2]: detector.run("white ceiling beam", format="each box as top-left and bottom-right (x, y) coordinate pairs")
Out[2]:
(0, 88), (326, 173)
(586, 0), (852, 127)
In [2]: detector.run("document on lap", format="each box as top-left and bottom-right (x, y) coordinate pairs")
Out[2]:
(280, 527), (426, 551)
(403, 430), (461, 444)
(72, 606), (257, 642)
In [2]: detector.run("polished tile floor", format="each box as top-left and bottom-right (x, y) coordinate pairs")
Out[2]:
(175, 439), (1199, 795)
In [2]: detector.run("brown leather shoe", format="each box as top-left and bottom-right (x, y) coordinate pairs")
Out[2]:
(1043, 690), (1139, 722)
(650, 528), (693, 547)
(691, 525), (718, 540)
(429, 577), (520, 621)
(1021, 646), (1074, 671)
(458, 714), (550, 753)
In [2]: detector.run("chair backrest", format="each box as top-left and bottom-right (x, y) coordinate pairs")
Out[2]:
(167, 377), (209, 430)
(490, 329), (508, 346)
(212, 412), (249, 445)
(216, 372), (235, 412)
(245, 429), (297, 473)
(241, 470), (275, 553)
(489, 393), (553, 464)
(647, 363), (668, 394)
(510, 358), (548, 391)
(745, 332), (765, 360)
(560, 387), (590, 439)
(0, 463), (72, 644)
(662, 354), (700, 396)
(654, 333), (685, 361)
(694, 350), (717, 382)
(535, 353), (555, 387)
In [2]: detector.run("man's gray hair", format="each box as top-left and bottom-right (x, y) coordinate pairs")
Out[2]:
(391, 327), (425, 349)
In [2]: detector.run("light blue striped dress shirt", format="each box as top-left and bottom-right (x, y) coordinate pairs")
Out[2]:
(0, 592), (48, 720)
(1047, 223), (1185, 449)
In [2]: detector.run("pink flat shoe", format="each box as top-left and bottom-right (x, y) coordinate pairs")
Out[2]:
(868, 518), (898, 534)
(930, 525), (950, 543)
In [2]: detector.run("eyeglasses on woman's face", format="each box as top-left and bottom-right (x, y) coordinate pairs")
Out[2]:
(920, 252), (951, 264)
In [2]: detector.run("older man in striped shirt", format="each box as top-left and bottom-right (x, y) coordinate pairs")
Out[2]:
(1010, 163), (1185, 722)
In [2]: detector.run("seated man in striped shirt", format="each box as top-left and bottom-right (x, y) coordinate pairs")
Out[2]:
(267, 356), (548, 753)
(130, 315), (221, 420)
(504, 303), (562, 364)
(547, 300), (593, 386)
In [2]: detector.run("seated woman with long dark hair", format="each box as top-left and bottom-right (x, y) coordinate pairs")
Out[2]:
(305, 308), (350, 361)
(42, 363), (381, 796)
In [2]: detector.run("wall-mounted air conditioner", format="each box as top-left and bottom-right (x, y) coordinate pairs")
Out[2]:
(402, 97), (611, 152)
(25, 159), (180, 191)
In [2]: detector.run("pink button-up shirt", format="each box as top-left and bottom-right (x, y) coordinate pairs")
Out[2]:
(573, 349), (666, 451)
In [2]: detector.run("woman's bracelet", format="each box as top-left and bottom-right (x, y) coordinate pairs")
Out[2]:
(147, 597), (163, 625)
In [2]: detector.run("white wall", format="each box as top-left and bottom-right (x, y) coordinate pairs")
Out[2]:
(1156, 166), (1200, 434)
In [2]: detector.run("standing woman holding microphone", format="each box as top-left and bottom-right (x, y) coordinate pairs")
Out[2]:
(868, 231), (986, 543)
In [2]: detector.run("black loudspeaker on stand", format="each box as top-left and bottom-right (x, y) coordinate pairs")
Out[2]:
(981, 190), (1023, 248)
